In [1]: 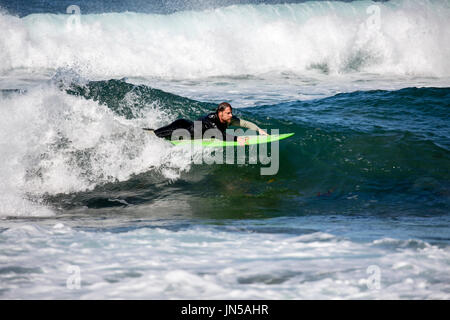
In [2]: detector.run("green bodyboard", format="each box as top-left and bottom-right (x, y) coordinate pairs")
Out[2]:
(170, 133), (295, 147)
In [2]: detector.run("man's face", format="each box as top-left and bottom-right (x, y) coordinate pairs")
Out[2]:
(219, 107), (233, 124)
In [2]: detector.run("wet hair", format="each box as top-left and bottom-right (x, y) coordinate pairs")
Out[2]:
(216, 102), (232, 114)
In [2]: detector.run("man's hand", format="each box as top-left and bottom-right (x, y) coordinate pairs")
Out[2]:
(258, 128), (269, 136)
(237, 136), (249, 146)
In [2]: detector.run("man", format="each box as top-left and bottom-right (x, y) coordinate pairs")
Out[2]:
(144, 102), (268, 146)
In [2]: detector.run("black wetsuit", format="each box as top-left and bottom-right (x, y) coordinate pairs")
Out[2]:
(153, 113), (239, 141)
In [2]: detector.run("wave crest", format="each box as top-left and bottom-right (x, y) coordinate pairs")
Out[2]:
(1, 0), (449, 78)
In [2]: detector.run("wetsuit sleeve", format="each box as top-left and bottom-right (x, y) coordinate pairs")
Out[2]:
(230, 117), (261, 131)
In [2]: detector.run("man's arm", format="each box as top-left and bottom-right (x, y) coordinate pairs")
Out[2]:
(230, 117), (268, 135)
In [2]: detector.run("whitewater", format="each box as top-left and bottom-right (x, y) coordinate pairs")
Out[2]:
(1, 0), (450, 78)
(0, 0), (449, 300)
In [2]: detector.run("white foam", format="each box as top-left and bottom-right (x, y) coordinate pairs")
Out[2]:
(0, 84), (194, 217)
(0, 225), (448, 299)
(0, 0), (449, 79)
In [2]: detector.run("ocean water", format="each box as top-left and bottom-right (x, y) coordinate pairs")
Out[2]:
(0, 0), (449, 299)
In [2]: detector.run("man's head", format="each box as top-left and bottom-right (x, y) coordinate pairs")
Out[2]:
(216, 102), (233, 124)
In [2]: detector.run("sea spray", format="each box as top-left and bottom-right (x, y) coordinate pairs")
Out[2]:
(0, 0), (449, 78)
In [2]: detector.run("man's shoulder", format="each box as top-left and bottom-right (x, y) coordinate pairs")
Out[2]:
(197, 112), (215, 120)
(197, 113), (219, 129)
(230, 115), (241, 125)
(203, 112), (218, 122)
